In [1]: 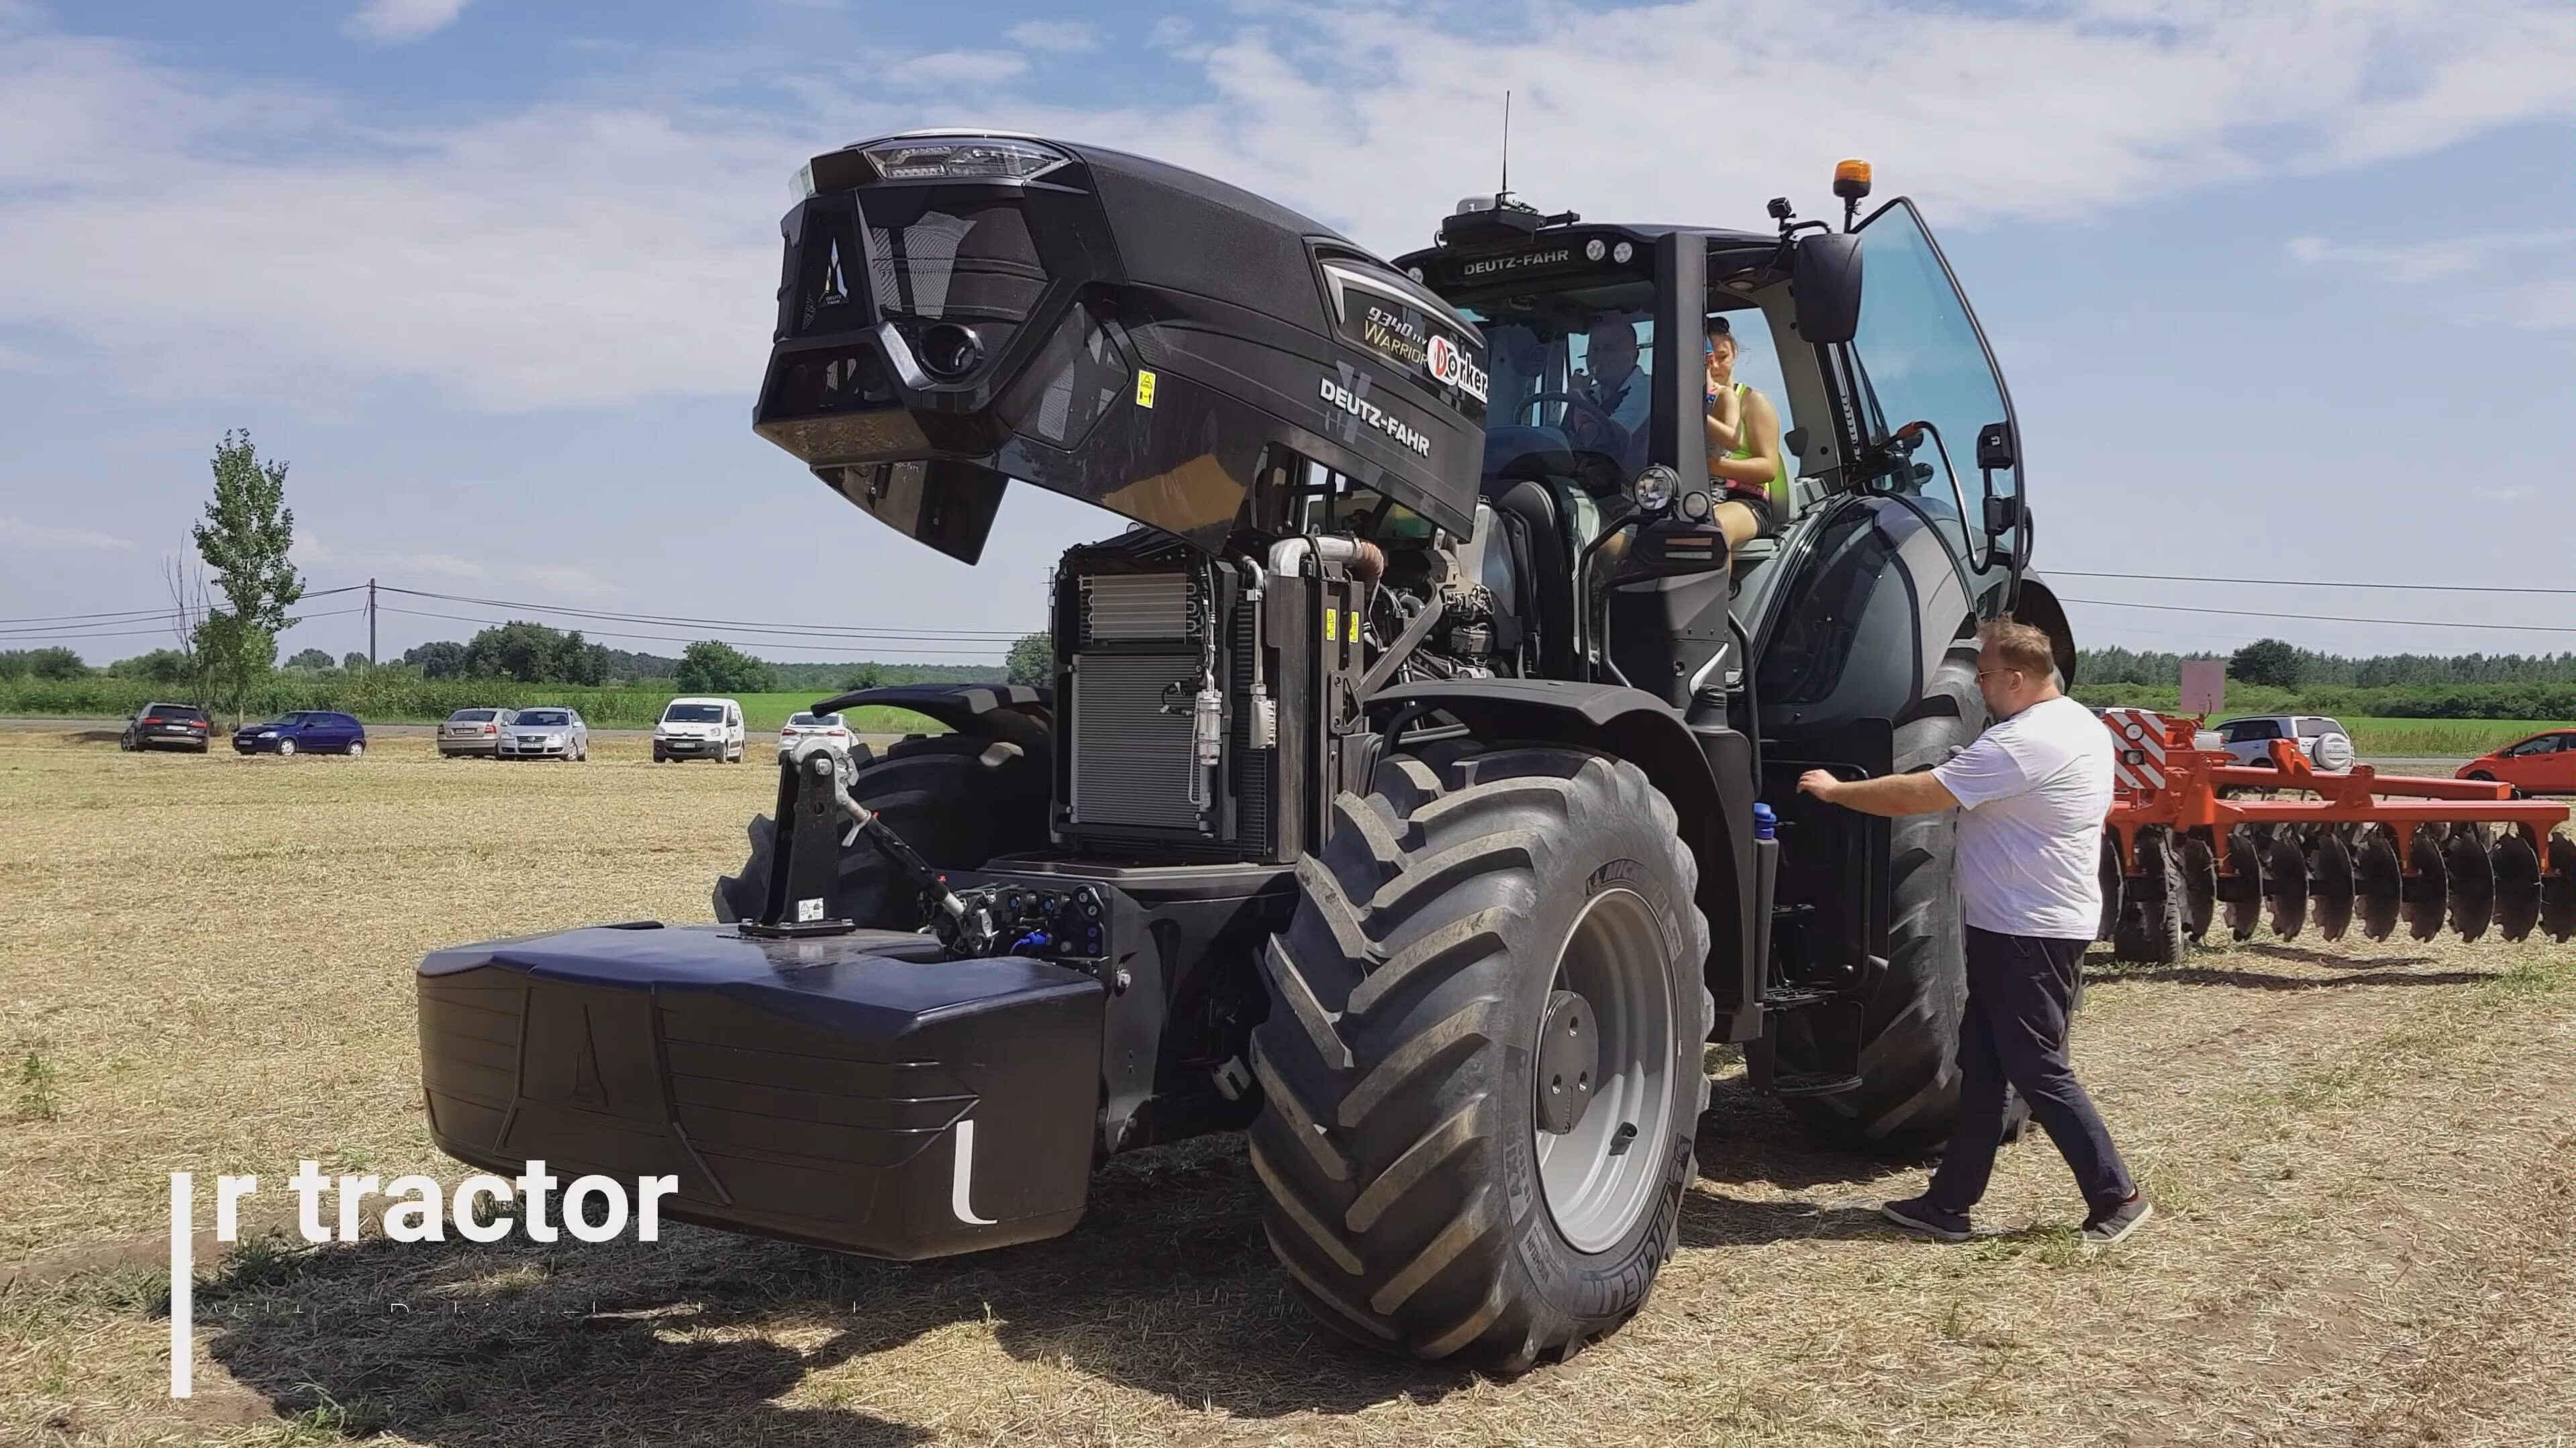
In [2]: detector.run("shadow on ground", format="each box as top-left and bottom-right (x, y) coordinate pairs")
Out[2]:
(203, 1138), (1473, 1442)
(2083, 958), (2489, 992)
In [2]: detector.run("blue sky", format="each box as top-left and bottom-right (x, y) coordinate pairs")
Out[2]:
(0, 0), (2567, 670)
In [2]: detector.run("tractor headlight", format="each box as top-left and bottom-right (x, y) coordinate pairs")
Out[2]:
(1630, 464), (1679, 514)
(1679, 490), (1712, 522)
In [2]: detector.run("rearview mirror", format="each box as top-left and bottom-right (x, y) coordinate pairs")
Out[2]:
(1975, 421), (2017, 470)
(1792, 232), (1863, 345)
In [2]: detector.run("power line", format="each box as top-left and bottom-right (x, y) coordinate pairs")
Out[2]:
(2052, 570), (2575, 597)
(2058, 597), (2576, 636)
(375, 585), (1027, 641)
(375, 605), (1009, 658)
(0, 583), (366, 627)
(0, 607), (368, 643)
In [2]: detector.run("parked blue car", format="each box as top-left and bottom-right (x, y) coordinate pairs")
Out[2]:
(232, 711), (368, 757)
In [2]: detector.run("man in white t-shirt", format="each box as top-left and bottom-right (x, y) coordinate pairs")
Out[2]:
(1797, 619), (2150, 1247)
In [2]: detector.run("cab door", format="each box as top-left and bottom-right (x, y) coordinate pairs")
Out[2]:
(1846, 200), (2024, 611)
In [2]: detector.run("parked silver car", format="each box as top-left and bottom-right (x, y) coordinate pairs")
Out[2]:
(497, 707), (589, 761)
(438, 707), (517, 758)
(2212, 714), (2354, 772)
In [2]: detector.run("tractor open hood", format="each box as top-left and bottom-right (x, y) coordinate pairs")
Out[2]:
(752, 132), (1488, 560)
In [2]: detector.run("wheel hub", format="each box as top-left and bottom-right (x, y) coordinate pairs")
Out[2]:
(1531, 886), (1677, 1254)
(1534, 989), (1599, 1135)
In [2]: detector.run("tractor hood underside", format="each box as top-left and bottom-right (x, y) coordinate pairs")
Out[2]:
(751, 133), (1489, 560)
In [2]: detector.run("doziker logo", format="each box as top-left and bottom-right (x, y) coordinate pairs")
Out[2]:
(1320, 376), (1432, 457)
(1425, 334), (1488, 403)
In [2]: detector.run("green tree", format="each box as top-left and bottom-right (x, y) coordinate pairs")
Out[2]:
(403, 640), (468, 678)
(840, 662), (889, 692)
(109, 649), (194, 684)
(458, 621), (605, 683)
(22, 646), (88, 680)
(677, 640), (772, 694)
(2229, 637), (2302, 690)
(285, 648), (336, 671)
(342, 651), (369, 672)
(1005, 631), (1053, 687)
(191, 431), (304, 721)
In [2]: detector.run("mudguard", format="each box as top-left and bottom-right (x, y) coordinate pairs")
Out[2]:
(417, 923), (1103, 1259)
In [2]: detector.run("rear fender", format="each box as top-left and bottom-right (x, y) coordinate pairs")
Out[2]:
(2007, 574), (2079, 687)
(809, 683), (1054, 758)
(1366, 678), (1758, 1040)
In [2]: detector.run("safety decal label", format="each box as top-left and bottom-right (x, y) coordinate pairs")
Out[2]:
(1134, 370), (1157, 408)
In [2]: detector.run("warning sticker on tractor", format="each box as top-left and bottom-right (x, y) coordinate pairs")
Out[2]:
(1134, 370), (1157, 408)
(1324, 610), (1338, 642)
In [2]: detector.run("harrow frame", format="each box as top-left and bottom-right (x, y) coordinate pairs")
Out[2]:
(2097, 709), (2575, 955)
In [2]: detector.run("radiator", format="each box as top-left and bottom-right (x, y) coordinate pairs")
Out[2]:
(1069, 652), (1204, 831)
(1079, 572), (1196, 644)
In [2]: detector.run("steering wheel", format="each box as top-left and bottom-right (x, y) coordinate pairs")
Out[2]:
(1516, 391), (1620, 446)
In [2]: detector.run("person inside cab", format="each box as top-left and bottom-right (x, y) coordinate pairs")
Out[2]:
(1565, 315), (1652, 472)
(1702, 313), (1786, 548)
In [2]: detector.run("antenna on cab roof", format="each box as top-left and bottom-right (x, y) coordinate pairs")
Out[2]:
(1499, 90), (1512, 206)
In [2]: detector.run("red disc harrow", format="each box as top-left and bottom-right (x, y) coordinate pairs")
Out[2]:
(2097, 709), (2574, 962)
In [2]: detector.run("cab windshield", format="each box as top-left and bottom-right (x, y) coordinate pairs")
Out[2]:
(1460, 277), (1658, 499)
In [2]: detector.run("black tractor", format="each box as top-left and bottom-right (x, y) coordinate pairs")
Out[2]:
(415, 132), (2078, 1369)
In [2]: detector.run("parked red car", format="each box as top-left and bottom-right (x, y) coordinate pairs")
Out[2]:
(2457, 729), (2576, 796)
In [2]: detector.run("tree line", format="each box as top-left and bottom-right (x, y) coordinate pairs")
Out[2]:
(2080, 640), (2572, 690)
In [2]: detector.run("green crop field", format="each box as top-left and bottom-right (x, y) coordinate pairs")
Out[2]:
(2341, 717), (2559, 759)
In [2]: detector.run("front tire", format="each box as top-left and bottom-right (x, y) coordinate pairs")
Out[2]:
(712, 735), (1050, 925)
(276, 739), (295, 758)
(1250, 745), (1712, 1370)
(346, 741), (364, 758)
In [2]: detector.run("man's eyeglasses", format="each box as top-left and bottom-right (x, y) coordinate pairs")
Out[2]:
(1975, 668), (2021, 681)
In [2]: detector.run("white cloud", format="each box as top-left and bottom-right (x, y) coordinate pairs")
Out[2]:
(1006, 21), (1098, 53)
(381, 551), (489, 580)
(0, 515), (134, 550)
(2285, 230), (2571, 284)
(344, 0), (472, 45)
(889, 50), (1030, 87)
(0, 1), (2565, 414)
(510, 563), (620, 599)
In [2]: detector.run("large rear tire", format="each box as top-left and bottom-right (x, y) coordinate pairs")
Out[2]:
(1774, 645), (1984, 1156)
(1250, 745), (1714, 1371)
(711, 735), (1050, 925)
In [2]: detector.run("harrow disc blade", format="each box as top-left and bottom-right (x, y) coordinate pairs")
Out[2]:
(2403, 825), (2450, 943)
(2222, 828), (2265, 941)
(2310, 832), (2355, 942)
(2491, 833), (2541, 943)
(2265, 835), (2310, 941)
(2442, 828), (2494, 942)
(2180, 833), (2219, 943)
(2544, 837), (2576, 943)
(2355, 828), (2402, 941)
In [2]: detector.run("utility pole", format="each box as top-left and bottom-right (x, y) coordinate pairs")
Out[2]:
(367, 578), (377, 666)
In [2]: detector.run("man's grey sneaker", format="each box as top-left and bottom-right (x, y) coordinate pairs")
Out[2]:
(1881, 1195), (1973, 1243)
(2083, 1192), (2154, 1247)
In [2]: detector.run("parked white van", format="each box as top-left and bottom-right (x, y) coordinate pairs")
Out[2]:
(653, 696), (746, 763)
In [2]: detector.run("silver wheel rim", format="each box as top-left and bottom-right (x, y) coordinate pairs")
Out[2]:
(1533, 886), (1677, 1253)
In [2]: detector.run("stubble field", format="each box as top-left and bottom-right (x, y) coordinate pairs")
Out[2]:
(3, 729), (2571, 1447)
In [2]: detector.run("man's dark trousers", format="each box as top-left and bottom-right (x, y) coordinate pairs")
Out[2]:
(1928, 927), (2134, 1216)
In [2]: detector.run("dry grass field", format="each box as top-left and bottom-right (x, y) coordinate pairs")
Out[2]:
(3, 728), (2571, 1447)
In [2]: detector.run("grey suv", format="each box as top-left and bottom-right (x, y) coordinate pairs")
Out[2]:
(2212, 715), (2354, 771)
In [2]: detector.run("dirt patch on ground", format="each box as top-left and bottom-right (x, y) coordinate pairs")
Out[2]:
(3, 731), (2570, 1446)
